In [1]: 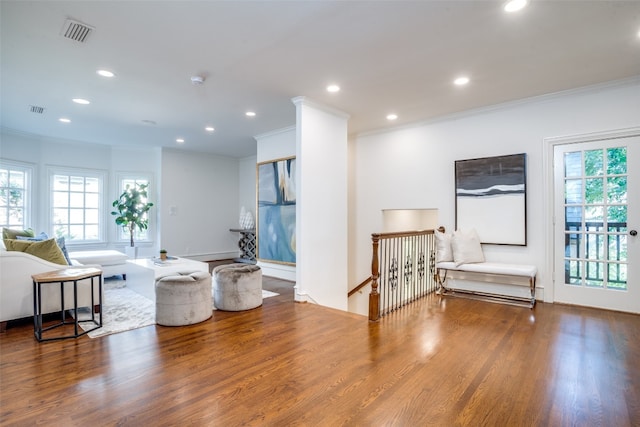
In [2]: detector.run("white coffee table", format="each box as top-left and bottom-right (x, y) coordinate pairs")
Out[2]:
(126, 257), (209, 302)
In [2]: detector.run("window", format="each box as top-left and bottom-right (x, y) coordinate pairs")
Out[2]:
(0, 161), (32, 230)
(50, 168), (105, 242)
(563, 147), (628, 289)
(116, 175), (152, 242)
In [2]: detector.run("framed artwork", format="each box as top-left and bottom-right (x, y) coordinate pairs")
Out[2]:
(455, 153), (527, 245)
(257, 157), (296, 264)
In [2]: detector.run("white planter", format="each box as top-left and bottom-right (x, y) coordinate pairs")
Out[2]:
(124, 246), (139, 259)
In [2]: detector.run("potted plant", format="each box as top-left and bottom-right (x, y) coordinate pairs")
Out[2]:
(111, 183), (154, 258)
(159, 249), (167, 261)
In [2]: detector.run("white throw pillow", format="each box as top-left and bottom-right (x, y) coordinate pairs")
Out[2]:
(434, 229), (454, 263)
(451, 228), (485, 266)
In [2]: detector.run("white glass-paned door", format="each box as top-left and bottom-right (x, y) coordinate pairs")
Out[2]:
(553, 136), (639, 313)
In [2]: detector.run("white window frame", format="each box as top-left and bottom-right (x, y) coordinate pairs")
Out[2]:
(114, 172), (155, 244)
(48, 166), (107, 244)
(0, 159), (33, 231)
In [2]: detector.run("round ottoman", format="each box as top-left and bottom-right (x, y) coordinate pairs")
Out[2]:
(155, 271), (212, 326)
(212, 263), (262, 311)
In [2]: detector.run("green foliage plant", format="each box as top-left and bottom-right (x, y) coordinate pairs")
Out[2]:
(111, 183), (154, 247)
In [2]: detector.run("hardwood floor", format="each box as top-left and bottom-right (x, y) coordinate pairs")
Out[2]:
(1, 276), (639, 426)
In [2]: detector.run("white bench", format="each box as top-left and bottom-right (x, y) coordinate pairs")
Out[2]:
(68, 250), (129, 279)
(435, 261), (537, 308)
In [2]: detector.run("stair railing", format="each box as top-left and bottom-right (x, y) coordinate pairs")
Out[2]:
(368, 229), (438, 321)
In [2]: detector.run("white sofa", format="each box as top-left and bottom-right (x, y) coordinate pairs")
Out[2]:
(0, 250), (103, 328)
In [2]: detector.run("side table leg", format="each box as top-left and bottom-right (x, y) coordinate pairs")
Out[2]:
(60, 280), (65, 323)
(90, 275), (96, 322)
(33, 280), (41, 341)
(98, 274), (103, 327)
(73, 279), (79, 337)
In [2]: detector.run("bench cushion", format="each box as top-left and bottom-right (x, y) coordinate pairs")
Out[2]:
(68, 250), (128, 266)
(437, 261), (537, 278)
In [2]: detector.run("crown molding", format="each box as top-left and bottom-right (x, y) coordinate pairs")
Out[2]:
(291, 96), (350, 119)
(355, 75), (640, 139)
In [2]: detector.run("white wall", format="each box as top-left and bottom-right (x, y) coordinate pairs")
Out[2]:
(255, 126), (296, 281)
(294, 98), (350, 311)
(238, 155), (257, 220)
(349, 79), (640, 311)
(160, 148), (240, 261)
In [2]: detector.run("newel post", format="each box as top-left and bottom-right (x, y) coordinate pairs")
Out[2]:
(369, 233), (381, 321)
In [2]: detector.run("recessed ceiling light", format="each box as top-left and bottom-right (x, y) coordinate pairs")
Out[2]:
(72, 98), (90, 105)
(454, 76), (470, 86)
(191, 75), (205, 85)
(327, 84), (340, 93)
(386, 114), (398, 121)
(97, 69), (115, 78)
(59, 118), (71, 123)
(141, 119), (157, 125)
(176, 138), (185, 144)
(205, 126), (215, 132)
(245, 111), (256, 117)
(504, 0), (528, 13)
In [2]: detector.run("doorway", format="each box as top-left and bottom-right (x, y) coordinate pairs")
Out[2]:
(551, 131), (639, 313)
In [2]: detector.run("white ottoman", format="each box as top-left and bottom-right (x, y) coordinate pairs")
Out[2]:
(155, 271), (212, 326)
(212, 264), (262, 311)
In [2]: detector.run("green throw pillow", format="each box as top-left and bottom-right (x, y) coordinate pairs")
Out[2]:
(4, 238), (68, 265)
(2, 227), (35, 240)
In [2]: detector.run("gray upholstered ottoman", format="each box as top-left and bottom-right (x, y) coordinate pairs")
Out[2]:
(155, 271), (212, 326)
(212, 263), (262, 311)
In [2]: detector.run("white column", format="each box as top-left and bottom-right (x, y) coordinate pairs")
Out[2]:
(292, 97), (350, 311)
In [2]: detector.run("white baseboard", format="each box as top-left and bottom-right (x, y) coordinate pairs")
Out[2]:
(257, 261), (296, 281)
(181, 251), (239, 262)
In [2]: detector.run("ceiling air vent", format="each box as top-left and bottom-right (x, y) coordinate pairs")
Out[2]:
(61, 18), (94, 43)
(29, 105), (45, 114)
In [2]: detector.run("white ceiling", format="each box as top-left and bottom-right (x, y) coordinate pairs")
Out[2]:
(2, 1), (639, 158)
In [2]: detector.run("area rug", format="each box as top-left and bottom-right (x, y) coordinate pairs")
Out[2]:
(78, 280), (279, 338)
(77, 286), (155, 338)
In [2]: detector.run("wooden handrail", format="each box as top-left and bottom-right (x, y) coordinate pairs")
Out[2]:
(373, 229), (436, 239)
(348, 277), (372, 297)
(350, 230), (438, 300)
(347, 230), (433, 304)
(368, 227), (442, 321)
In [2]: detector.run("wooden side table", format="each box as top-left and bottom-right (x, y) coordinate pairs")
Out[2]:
(32, 267), (103, 342)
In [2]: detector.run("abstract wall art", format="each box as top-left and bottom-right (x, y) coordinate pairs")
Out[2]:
(257, 157), (296, 264)
(455, 153), (527, 245)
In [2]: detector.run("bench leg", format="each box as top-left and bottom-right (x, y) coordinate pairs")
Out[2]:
(434, 269), (448, 295)
(529, 277), (537, 309)
(436, 268), (537, 309)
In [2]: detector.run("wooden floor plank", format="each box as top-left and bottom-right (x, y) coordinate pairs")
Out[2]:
(1, 277), (639, 426)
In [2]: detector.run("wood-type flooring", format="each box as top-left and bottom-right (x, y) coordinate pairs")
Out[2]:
(1, 276), (639, 426)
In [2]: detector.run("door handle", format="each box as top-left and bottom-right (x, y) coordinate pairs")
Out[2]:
(631, 230), (638, 236)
